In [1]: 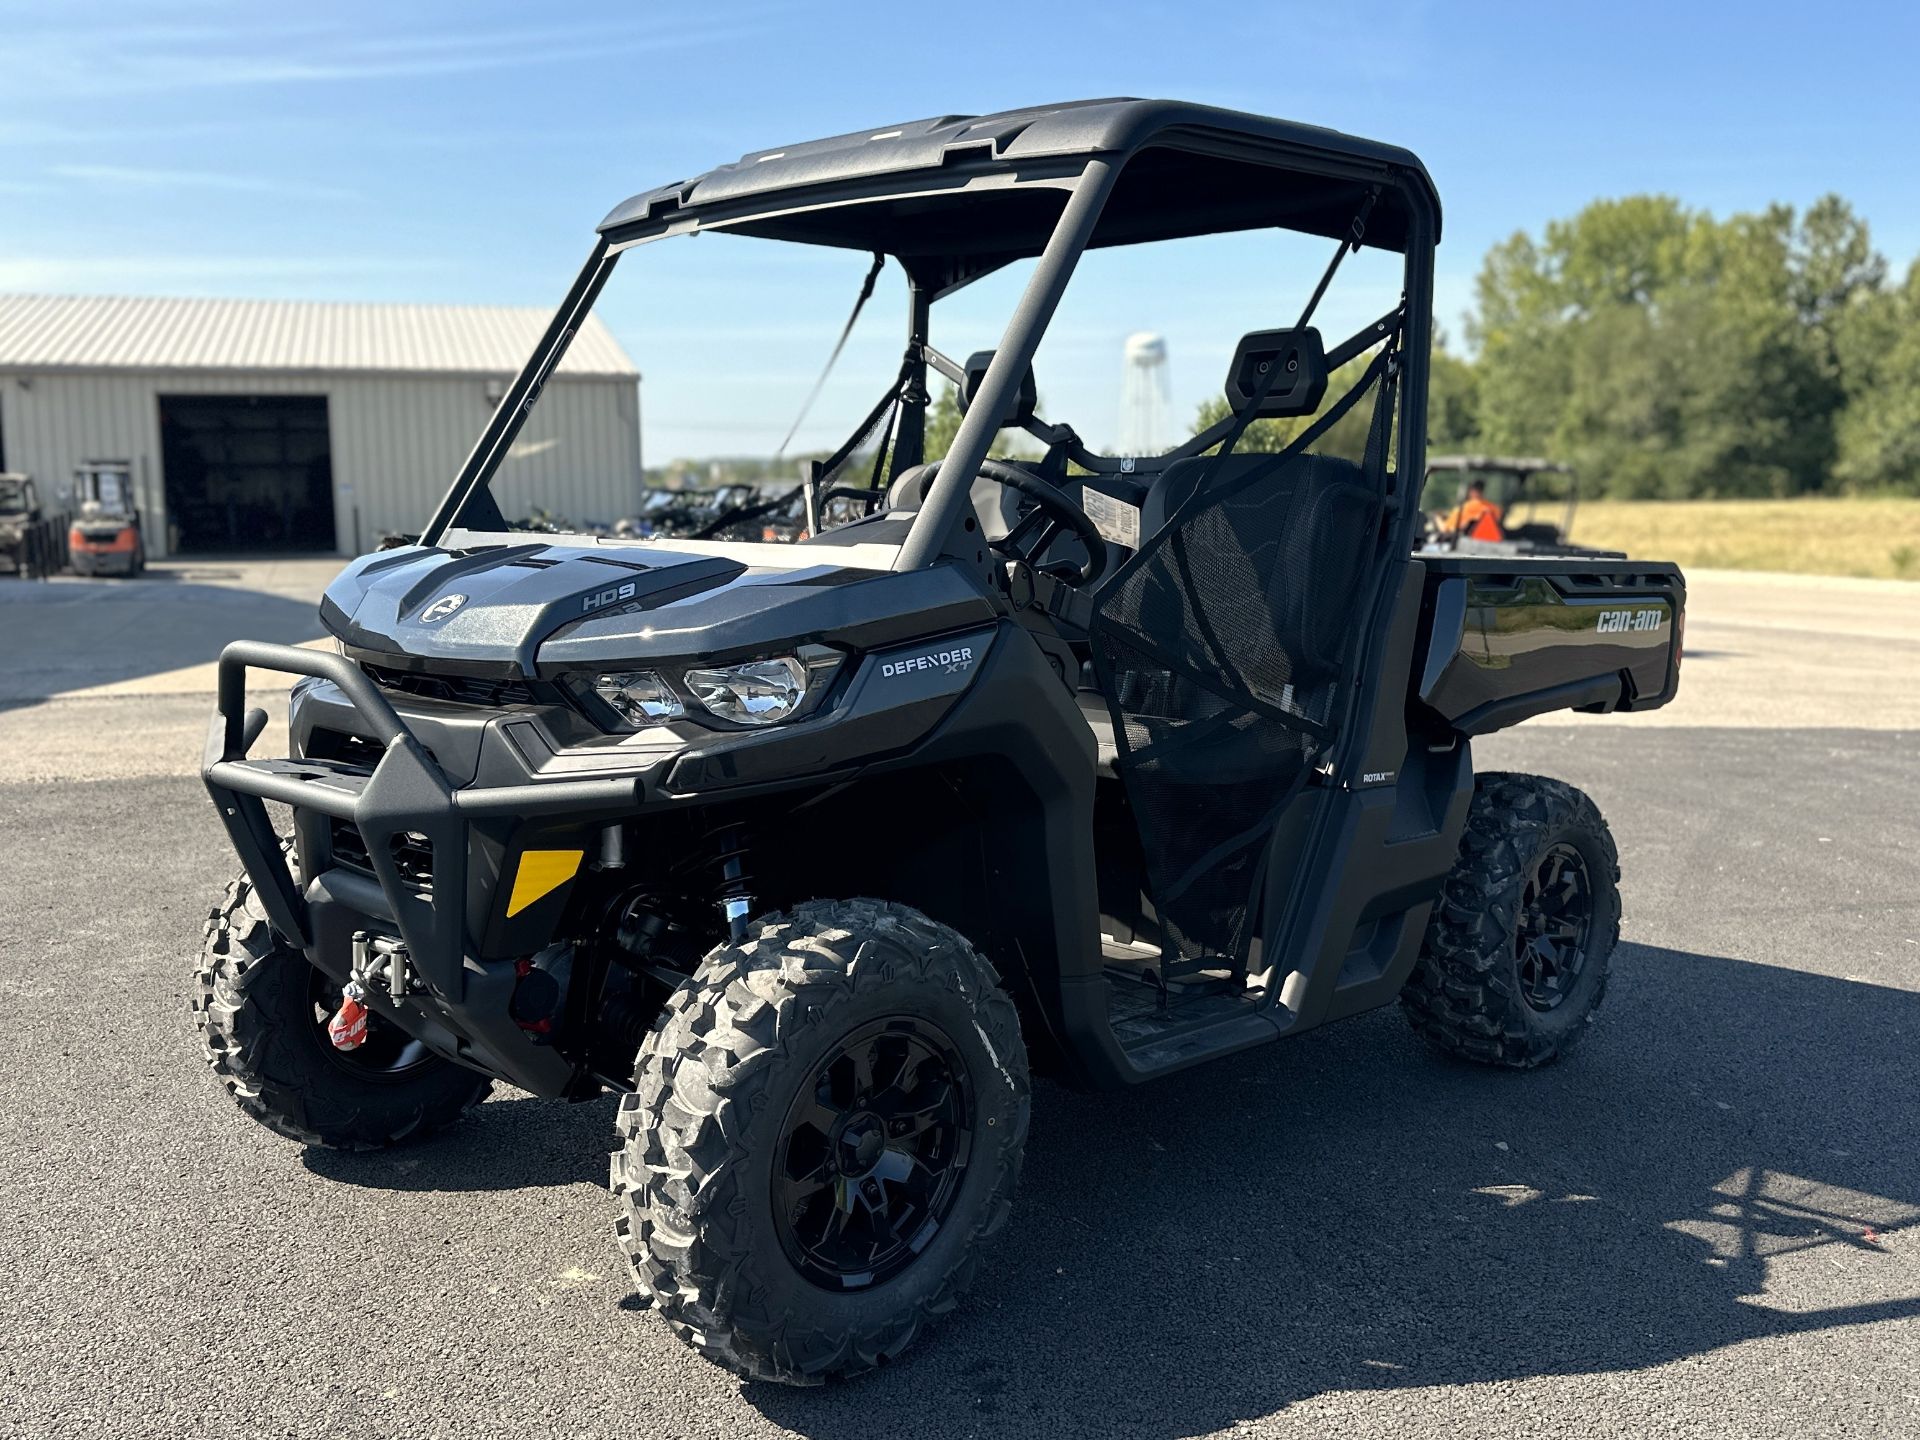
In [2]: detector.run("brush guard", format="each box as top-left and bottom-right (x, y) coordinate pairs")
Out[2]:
(201, 640), (642, 1084)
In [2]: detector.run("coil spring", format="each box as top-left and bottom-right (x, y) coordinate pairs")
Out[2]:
(706, 821), (754, 904)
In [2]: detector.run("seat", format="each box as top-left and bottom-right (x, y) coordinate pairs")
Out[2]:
(1137, 450), (1377, 687)
(885, 464), (1023, 541)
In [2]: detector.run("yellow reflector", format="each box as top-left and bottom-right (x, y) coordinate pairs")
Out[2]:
(506, 848), (584, 918)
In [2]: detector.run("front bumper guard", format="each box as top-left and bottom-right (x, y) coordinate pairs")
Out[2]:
(203, 639), (640, 1088)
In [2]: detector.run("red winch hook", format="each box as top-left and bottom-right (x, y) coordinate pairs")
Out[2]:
(327, 980), (371, 1051)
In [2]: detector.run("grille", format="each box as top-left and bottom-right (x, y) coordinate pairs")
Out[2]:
(389, 830), (435, 888)
(304, 728), (385, 769)
(329, 819), (434, 890)
(329, 818), (373, 873)
(363, 662), (543, 707)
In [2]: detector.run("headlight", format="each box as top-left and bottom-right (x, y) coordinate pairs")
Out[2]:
(587, 649), (840, 731)
(592, 670), (685, 725)
(683, 656), (811, 726)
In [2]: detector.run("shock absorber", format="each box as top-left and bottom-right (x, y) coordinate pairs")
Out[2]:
(709, 822), (754, 941)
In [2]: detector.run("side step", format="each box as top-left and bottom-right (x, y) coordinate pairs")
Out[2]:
(1099, 935), (1289, 1076)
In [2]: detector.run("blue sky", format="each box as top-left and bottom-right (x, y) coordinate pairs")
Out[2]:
(3, 1), (1915, 461)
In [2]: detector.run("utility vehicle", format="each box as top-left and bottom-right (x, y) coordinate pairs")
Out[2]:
(0, 473), (44, 573)
(1421, 454), (1615, 556)
(193, 99), (1686, 1385)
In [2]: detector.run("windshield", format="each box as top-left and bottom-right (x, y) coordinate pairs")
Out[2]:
(1473, 470), (1530, 510)
(468, 234), (912, 544)
(0, 481), (28, 515)
(1443, 468), (1573, 515)
(441, 211), (1406, 551)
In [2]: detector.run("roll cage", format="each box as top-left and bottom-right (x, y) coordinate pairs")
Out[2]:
(421, 97), (1441, 572)
(1424, 455), (1580, 542)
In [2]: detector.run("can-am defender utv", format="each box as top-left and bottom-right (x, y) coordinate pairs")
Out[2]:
(194, 99), (1686, 1384)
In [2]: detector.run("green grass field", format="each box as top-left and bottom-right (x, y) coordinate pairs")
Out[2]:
(1565, 497), (1920, 580)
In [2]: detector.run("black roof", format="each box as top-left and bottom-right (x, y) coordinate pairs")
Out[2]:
(597, 98), (1440, 274)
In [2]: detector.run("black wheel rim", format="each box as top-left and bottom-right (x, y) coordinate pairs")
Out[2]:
(772, 1016), (973, 1291)
(1515, 841), (1594, 1013)
(306, 967), (433, 1080)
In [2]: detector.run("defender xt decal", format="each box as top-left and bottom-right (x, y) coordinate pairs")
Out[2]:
(881, 645), (975, 678)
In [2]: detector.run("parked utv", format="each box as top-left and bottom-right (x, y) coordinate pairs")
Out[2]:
(1421, 454), (1619, 557)
(0, 473), (44, 573)
(194, 99), (1685, 1385)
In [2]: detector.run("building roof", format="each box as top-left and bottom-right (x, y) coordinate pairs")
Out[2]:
(0, 294), (638, 379)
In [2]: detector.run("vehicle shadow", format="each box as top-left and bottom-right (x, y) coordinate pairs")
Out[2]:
(0, 576), (325, 703)
(743, 943), (1920, 1438)
(302, 1092), (618, 1193)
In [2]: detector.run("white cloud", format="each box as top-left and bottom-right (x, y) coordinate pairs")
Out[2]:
(1, 11), (789, 96)
(0, 254), (436, 291)
(48, 163), (360, 201)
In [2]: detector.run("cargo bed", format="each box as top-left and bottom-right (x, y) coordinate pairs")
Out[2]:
(1414, 555), (1684, 735)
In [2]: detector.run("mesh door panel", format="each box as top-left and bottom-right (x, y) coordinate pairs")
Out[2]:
(1090, 453), (1381, 970)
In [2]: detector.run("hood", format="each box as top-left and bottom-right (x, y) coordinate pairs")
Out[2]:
(321, 537), (997, 681)
(321, 542), (748, 673)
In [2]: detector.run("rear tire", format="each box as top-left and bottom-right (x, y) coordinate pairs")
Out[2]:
(1400, 771), (1620, 1068)
(192, 860), (492, 1149)
(611, 899), (1029, 1385)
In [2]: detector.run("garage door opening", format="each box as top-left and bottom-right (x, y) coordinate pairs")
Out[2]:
(159, 394), (335, 553)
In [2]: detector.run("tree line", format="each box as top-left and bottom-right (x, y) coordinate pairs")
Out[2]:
(1202, 194), (1918, 499)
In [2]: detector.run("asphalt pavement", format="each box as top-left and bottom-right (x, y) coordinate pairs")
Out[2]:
(1, 559), (1916, 1438)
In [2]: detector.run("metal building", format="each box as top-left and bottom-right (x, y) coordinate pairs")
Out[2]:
(0, 295), (641, 558)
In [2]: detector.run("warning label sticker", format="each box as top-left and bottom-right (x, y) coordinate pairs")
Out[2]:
(1081, 487), (1141, 549)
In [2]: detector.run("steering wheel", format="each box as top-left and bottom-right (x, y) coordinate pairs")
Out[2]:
(911, 458), (1108, 587)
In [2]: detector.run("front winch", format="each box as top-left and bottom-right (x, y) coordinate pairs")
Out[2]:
(328, 932), (418, 1051)
(351, 930), (416, 1001)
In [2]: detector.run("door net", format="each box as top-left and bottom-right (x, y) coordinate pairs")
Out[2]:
(1088, 343), (1398, 975)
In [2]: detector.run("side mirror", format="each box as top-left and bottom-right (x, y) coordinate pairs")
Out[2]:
(959, 349), (1038, 428)
(1225, 327), (1327, 418)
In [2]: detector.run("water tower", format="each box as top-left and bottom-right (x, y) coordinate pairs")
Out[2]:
(1119, 332), (1171, 456)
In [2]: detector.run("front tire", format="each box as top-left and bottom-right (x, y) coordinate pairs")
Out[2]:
(1400, 771), (1621, 1068)
(192, 862), (492, 1149)
(611, 899), (1029, 1385)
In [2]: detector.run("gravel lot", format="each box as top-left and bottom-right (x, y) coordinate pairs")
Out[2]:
(1, 560), (1915, 1438)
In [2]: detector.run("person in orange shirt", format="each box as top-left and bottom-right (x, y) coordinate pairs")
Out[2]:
(1443, 479), (1505, 541)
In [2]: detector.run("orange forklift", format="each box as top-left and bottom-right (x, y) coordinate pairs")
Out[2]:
(67, 461), (146, 577)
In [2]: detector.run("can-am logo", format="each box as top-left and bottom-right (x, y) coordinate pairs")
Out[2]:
(881, 645), (974, 678)
(582, 581), (638, 614)
(1596, 608), (1665, 634)
(419, 593), (468, 623)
